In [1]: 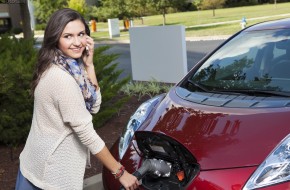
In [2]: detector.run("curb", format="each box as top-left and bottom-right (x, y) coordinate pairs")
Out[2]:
(186, 35), (230, 41)
(94, 35), (231, 44)
(83, 173), (104, 190)
(25, 34), (230, 45)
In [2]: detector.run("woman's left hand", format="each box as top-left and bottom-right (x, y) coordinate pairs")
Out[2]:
(82, 35), (95, 67)
(119, 171), (139, 190)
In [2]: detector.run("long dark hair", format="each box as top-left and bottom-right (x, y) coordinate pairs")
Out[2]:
(31, 8), (90, 95)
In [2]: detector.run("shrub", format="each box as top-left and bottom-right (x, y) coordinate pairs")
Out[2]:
(0, 35), (36, 148)
(0, 36), (130, 147)
(92, 45), (131, 128)
(12, 28), (23, 35)
(35, 23), (47, 30)
(121, 80), (174, 100)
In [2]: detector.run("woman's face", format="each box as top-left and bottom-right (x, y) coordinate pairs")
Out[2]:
(58, 19), (87, 59)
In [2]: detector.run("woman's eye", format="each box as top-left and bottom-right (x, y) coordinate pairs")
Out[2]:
(79, 33), (85, 37)
(64, 35), (71, 39)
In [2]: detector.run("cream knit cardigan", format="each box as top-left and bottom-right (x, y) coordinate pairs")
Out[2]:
(19, 65), (105, 190)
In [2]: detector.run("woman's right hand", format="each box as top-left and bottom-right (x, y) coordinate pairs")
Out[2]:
(119, 170), (139, 190)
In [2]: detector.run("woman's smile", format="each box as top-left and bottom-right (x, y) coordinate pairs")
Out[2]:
(70, 46), (84, 53)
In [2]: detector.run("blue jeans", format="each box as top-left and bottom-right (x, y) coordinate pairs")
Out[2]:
(15, 168), (41, 190)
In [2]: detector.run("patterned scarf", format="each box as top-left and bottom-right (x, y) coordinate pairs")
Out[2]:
(53, 50), (97, 113)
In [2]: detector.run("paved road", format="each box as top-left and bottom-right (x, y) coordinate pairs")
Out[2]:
(95, 39), (225, 80)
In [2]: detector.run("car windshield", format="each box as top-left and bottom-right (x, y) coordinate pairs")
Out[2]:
(185, 29), (290, 95)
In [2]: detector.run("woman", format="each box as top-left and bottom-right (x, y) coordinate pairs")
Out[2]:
(15, 8), (139, 190)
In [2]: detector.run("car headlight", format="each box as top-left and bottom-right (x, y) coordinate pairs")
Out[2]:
(243, 134), (290, 190)
(118, 94), (165, 159)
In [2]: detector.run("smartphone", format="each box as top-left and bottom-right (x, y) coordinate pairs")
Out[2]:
(85, 46), (89, 56)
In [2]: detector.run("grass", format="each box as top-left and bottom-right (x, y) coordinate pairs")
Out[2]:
(89, 2), (290, 40)
(32, 3), (290, 91)
(90, 3), (290, 91)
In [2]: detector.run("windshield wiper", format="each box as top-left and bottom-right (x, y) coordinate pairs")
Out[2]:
(187, 79), (209, 92)
(216, 89), (290, 97)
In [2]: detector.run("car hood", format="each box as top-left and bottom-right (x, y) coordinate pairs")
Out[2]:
(139, 88), (290, 170)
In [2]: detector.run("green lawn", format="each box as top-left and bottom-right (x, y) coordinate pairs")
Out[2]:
(78, 3), (290, 40)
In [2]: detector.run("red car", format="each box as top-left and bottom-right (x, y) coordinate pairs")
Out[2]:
(103, 18), (290, 190)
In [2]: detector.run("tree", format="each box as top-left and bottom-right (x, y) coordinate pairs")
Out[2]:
(89, 0), (146, 22)
(126, 0), (151, 19)
(201, 0), (225, 16)
(149, 0), (188, 25)
(68, 0), (87, 16)
(95, 0), (191, 23)
(193, 0), (203, 10)
(33, 0), (67, 25)
(20, 0), (33, 39)
(95, 0), (129, 20)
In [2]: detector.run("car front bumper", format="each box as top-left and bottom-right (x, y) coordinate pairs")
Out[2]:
(102, 139), (290, 190)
